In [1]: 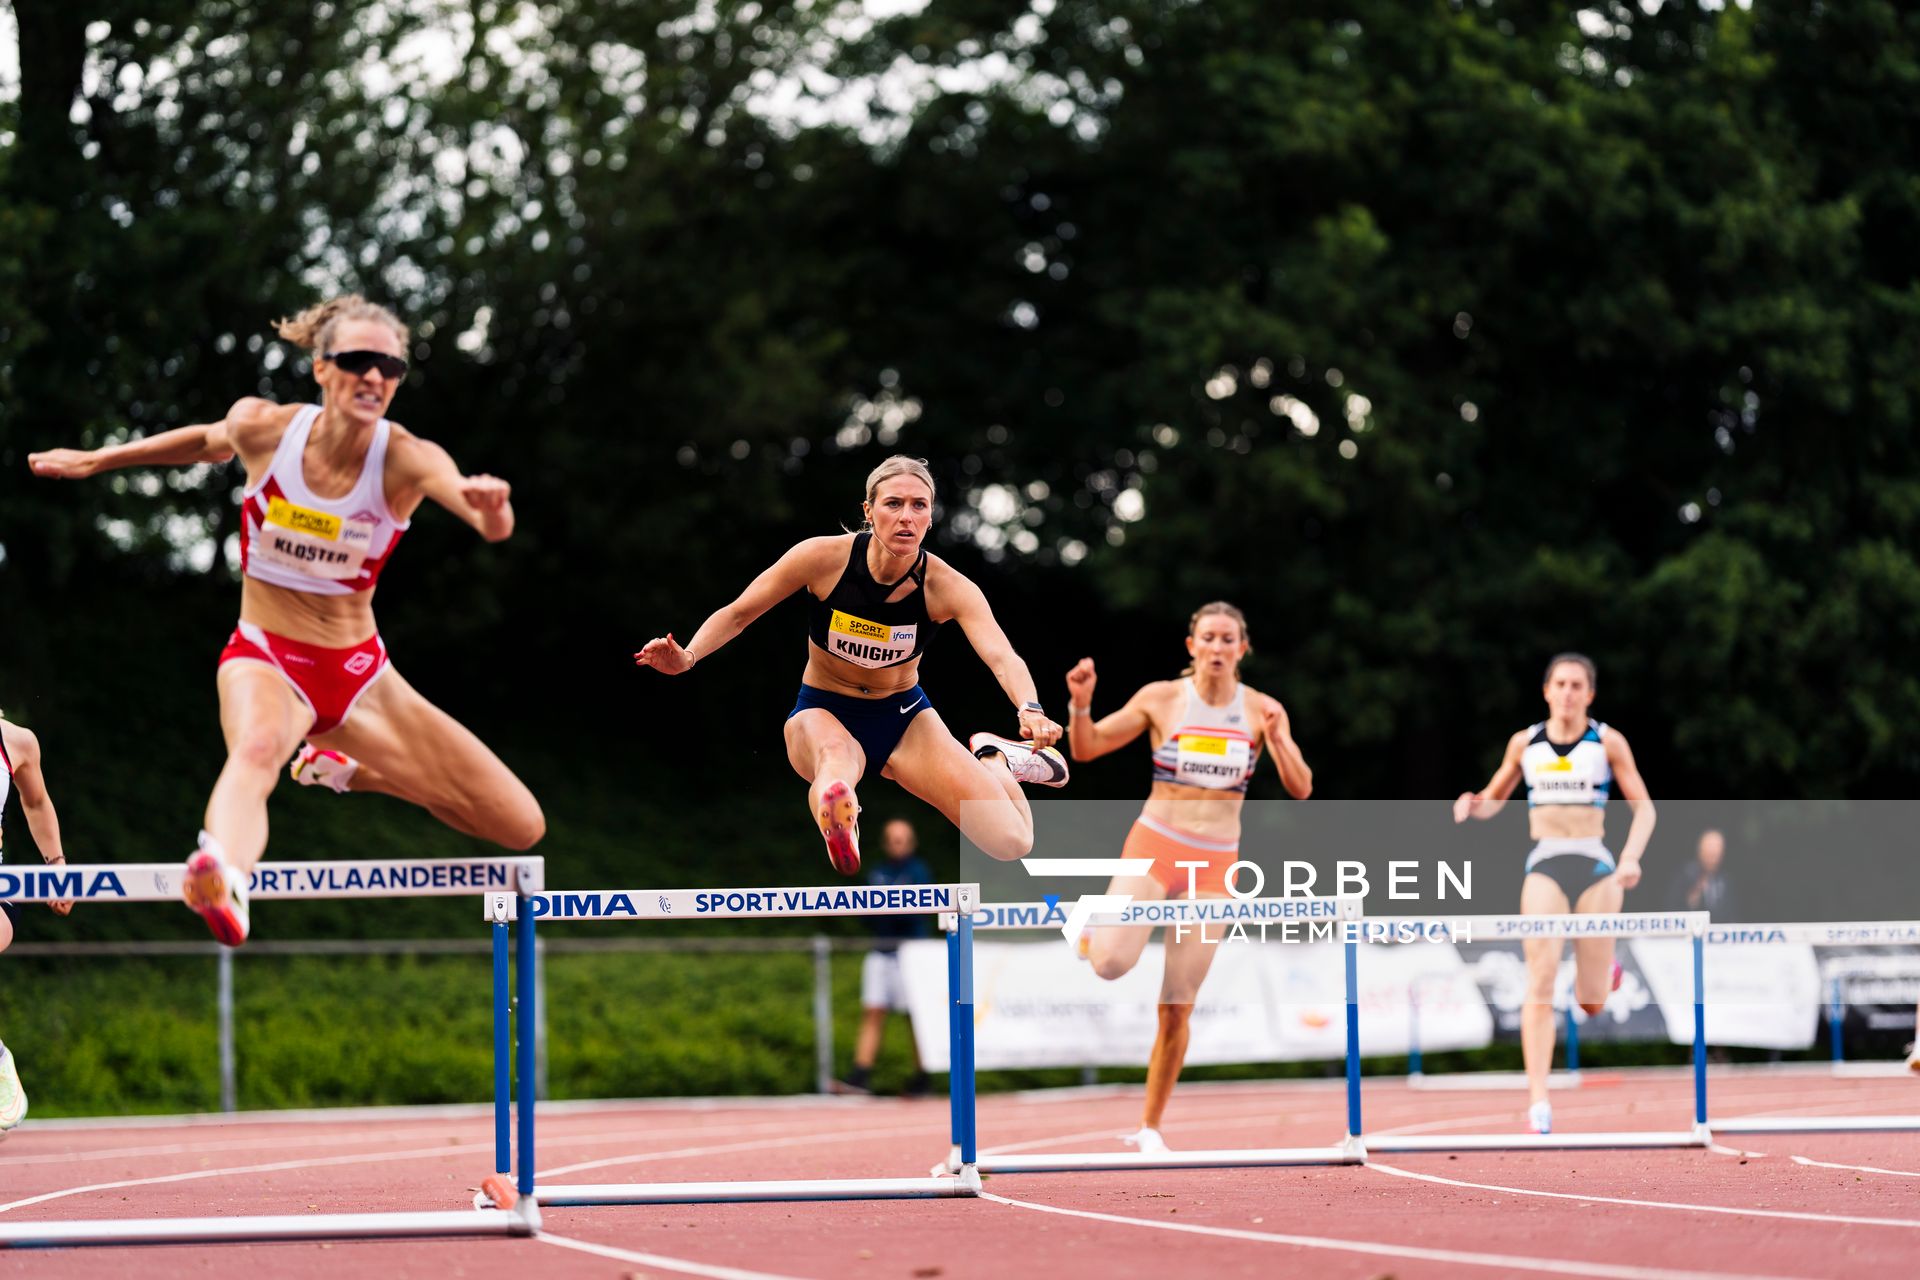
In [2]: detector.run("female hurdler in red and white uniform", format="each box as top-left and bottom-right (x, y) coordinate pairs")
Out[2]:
(1064, 603), (1312, 1152)
(29, 296), (544, 945)
(2, 710), (73, 1133)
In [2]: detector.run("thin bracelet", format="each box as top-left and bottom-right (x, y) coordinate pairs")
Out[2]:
(1069, 705), (1091, 718)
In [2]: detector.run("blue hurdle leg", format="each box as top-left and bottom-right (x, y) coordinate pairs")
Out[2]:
(1692, 933), (1708, 1128)
(1344, 938), (1361, 1140)
(493, 921), (510, 1176)
(1565, 1004), (1581, 1074)
(957, 914), (977, 1165)
(1828, 976), (1845, 1065)
(946, 929), (961, 1154)
(517, 906), (538, 1197)
(1407, 987), (1423, 1079)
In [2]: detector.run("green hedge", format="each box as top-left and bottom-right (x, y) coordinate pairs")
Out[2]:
(5, 945), (1819, 1119)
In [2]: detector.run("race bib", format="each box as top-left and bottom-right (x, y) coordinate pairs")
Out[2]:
(254, 497), (375, 581)
(826, 609), (918, 668)
(1174, 733), (1251, 789)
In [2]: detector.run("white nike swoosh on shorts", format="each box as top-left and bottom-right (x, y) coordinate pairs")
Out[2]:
(899, 697), (925, 715)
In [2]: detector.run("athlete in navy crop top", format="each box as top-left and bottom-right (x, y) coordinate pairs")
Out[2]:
(635, 456), (1069, 876)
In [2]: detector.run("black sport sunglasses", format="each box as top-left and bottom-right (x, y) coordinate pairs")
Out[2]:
(324, 349), (410, 381)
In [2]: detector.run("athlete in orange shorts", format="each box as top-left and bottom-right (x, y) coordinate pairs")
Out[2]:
(1064, 602), (1312, 1151)
(30, 295), (545, 945)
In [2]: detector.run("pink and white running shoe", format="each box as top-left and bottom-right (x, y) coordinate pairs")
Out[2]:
(816, 780), (861, 877)
(290, 743), (358, 795)
(182, 835), (250, 947)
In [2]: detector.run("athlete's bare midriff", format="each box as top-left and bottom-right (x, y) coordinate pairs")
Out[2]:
(800, 641), (923, 699)
(238, 576), (380, 649)
(1529, 805), (1607, 842)
(1140, 785), (1246, 843)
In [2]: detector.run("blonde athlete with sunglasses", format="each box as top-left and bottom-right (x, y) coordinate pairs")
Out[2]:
(29, 296), (544, 945)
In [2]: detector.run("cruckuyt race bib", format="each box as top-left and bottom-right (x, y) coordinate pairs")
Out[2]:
(1173, 733), (1251, 789)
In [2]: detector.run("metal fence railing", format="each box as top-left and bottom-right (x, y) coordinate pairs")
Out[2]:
(10, 935), (898, 1110)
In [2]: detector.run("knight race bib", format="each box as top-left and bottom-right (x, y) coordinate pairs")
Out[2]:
(1173, 733), (1252, 789)
(826, 610), (917, 668)
(253, 497), (375, 581)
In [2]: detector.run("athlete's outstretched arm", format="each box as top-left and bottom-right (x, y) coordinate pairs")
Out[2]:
(26, 397), (289, 478)
(1453, 730), (1528, 823)
(1604, 730), (1655, 888)
(1, 723), (71, 916)
(1063, 659), (1151, 761)
(943, 571), (1062, 749)
(399, 435), (515, 542)
(635, 537), (843, 675)
(1258, 694), (1313, 799)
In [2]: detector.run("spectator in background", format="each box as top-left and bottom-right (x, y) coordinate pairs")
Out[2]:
(1667, 829), (1736, 919)
(837, 818), (933, 1097)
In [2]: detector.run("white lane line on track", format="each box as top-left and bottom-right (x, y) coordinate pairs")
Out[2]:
(0, 1115), (861, 1171)
(0, 1141), (496, 1214)
(1709, 1144), (1769, 1159)
(1366, 1161), (1920, 1228)
(977, 1190), (1805, 1280)
(538, 1232), (812, 1280)
(0, 1119), (942, 1214)
(536, 1120), (937, 1179)
(1790, 1155), (1920, 1178)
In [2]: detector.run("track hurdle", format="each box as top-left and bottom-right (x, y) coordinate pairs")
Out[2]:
(1358, 911), (1712, 1152)
(931, 894), (1368, 1174)
(483, 881), (985, 1205)
(0, 857), (546, 1249)
(1706, 920), (1920, 1134)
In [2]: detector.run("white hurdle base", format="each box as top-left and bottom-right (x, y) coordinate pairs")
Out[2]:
(537, 1171), (979, 1205)
(0, 1208), (533, 1249)
(1366, 1128), (1709, 1153)
(941, 1142), (1363, 1174)
(1714, 1115), (1920, 1134)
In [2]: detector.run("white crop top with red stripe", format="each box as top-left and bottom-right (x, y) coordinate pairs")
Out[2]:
(1149, 679), (1262, 793)
(240, 405), (410, 595)
(1, 729), (14, 856)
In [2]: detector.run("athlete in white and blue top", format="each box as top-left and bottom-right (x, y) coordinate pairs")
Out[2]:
(1453, 653), (1655, 1135)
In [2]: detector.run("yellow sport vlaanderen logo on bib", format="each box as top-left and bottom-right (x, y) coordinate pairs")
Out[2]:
(826, 610), (917, 669)
(1173, 733), (1250, 788)
(266, 496), (342, 540)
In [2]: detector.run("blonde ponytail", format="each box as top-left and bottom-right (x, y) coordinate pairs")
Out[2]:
(273, 294), (409, 354)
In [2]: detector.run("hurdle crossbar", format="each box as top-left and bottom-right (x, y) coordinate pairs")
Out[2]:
(935, 895), (1367, 1174)
(486, 882), (983, 1206)
(1360, 911), (1711, 1152)
(1703, 919), (1920, 1134)
(0, 857), (544, 902)
(0, 1209), (536, 1249)
(0, 857), (544, 1249)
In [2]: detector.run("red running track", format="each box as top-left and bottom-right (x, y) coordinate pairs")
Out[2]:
(2, 1067), (1917, 1279)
